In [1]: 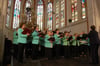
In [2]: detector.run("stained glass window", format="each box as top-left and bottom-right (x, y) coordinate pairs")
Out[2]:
(61, 0), (65, 27)
(81, 0), (86, 19)
(56, 1), (60, 28)
(26, 0), (32, 8)
(47, 2), (52, 30)
(6, 0), (11, 27)
(71, 0), (78, 22)
(37, 0), (43, 30)
(25, 0), (32, 22)
(13, 0), (21, 29)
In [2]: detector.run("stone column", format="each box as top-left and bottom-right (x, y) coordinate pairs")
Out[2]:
(0, 16), (5, 65)
(67, 0), (72, 25)
(93, 0), (100, 32)
(44, 0), (48, 30)
(42, 0), (46, 30)
(0, 0), (7, 64)
(52, 0), (56, 30)
(87, 0), (94, 31)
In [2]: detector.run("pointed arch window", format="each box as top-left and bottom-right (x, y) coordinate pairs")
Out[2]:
(6, 0), (11, 27)
(37, 0), (43, 30)
(47, 2), (52, 30)
(61, 0), (65, 27)
(81, 0), (86, 19)
(55, 1), (60, 28)
(25, 0), (32, 22)
(13, 0), (21, 29)
(71, 0), (78, 23)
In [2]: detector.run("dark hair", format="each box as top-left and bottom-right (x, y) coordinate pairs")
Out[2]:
(19, 22), (26, 28)
(91, 25), (95, 30)
(34, 25), (38, 30)
(55, 29), (59, 33)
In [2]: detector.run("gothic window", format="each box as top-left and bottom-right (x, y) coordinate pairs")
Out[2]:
(37, 0), (43, 30)
(71, 0), (78, 22)
(81, 0), (86, 19)
(13, 0), (21, 29)
(61, 0), (65, 27)
(55, 1), (60, 28)
(6, 0), (11, 27)
(25, 0), (32, 22)
(47, 2), (52, 30)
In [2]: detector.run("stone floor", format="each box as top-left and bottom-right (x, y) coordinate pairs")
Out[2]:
(13, 56), (100, 66)
(12, 46), (100, 66)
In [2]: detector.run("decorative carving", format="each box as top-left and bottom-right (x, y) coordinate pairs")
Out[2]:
(20, 7), (37, 29)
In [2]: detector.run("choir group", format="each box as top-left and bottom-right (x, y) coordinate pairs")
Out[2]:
(13, 22), (90, 63)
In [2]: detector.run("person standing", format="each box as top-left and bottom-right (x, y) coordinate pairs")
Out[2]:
(70, 33), (79, 58)
(88, 25), (100, 64)
(17, 23), (29, 63)
(54, 29), (61, 59)
(44, 30), (53, 60)
(31, 26), (40, 60)
(62, 31), (70, 58)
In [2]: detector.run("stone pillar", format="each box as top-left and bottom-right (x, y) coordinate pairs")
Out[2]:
(42, 0), (46, 30)
(44, 0), (48, 29)
(93, 0), (100, 32)
(0, 16), (5, 65)
(0, 0), (7, 64)
(87, 0), (94, 31)
(52, 0), (56, 30)
(67, 0), (71, 25)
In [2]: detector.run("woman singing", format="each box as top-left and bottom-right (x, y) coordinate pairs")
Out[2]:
(54, 29), (61, 59)
(31, 26), (40, 60)
(17, 22), (30, 63)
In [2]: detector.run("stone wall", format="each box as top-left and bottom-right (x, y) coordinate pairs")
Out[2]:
(60, 19), (88, 35)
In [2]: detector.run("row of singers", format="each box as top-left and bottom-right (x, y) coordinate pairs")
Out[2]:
(12, 22), (90, 63)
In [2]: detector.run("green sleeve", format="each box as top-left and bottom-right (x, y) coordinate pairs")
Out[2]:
(54, 34), (61, 42)
(45, 35), (50, 43)
(32, 31), (39, 36)
(13, 31), (18, 39)
(18, 29), (27, 38)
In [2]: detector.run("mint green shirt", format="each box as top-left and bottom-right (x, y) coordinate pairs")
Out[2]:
(44, 35), (53, 48)
(39, 37), (44, 46)
(71, 36), (77, 46)
(17, 28), (28, 44)
(32, 30), (39, 44)
(62, 36), (69, 46)
(13, 31), (18, 45)
(54, 34), (61, 44)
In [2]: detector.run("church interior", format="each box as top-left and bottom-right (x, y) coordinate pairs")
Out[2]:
(0, 0), (100, 66)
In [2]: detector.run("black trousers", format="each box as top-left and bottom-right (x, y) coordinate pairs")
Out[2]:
(70, 46), (79, 57)
(60, 45), (64, 56)
(54, 44), (61, 58)
(32, 44), (39, 60)
(90, 45), (99, 64)
(25, 42), (32, 58)
(18, 43), (25, 63)
(45, 48), (53, 59)
(13, 44), (18, 59)
(64, 46), (70, 58)
(40, 45), (45, 57)
(79, 45), (88, 55)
